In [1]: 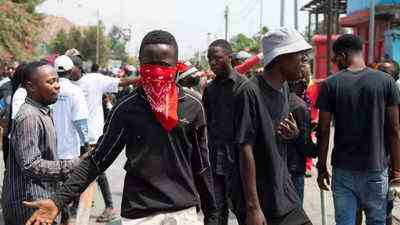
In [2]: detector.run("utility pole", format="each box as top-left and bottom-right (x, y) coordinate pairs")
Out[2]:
(368, 0), (376, 64)
(327, 0), (333, 76)
(96, 9), (100, 65)
(207, 32), (212, 46)
(224, 6), (229, 40)
(260, 0), (263, 31)
(280, 0), (285, 26)
(294, 0), (299, 30)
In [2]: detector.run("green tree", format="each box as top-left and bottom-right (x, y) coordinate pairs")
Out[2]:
(80, 23), (109, 66)
(189, 51), (209, 71)
(108, 25), (129, 62)
(49, 22), (110, 66)
(67, 27), (83, 51)
(0, 0), (45, 61)
(49, 29), (69, 54)
(229, 26), (269, 53)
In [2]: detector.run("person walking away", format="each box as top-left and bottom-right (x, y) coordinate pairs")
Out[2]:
(1, 61), (81, 225)
(376, 58), (400, 225)
(316, 34), (400, 225)
(234, 27), (313, 225)
(24, 30), (218, 225)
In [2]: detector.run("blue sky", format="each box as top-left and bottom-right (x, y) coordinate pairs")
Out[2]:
(38, 0), (310, 59)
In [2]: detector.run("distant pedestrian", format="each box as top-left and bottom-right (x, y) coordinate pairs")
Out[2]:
(203, 39), (248, 225)
(53, 55), (90, 224)
(378, 59), (400, 91)
(287, 73), (316, 204)
(0, 63), (28, 164)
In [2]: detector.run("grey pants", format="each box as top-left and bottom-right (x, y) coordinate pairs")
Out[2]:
(121, 207), (202, 225)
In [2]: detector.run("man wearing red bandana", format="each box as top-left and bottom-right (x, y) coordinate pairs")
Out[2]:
(24, 30), (218, 225)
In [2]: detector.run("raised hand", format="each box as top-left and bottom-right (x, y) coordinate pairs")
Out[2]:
(277, 113), (299, 140)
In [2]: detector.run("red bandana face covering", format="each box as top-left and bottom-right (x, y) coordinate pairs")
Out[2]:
(139, 64), (178, 131)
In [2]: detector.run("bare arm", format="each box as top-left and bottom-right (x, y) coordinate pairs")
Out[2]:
(118, 76), (141, 87)
(240, 144), (266, 225)
(386, 105), (400, 180)
(316, 111), (332, 190)
(317, 111), (331, 170)
(240, 144), (261, 209)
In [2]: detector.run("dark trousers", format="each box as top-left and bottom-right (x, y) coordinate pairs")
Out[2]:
(268, 207), (312, 225)
(290, 174), (305, 205)
(214, 174), (246, 225)
(60, 198), (79, 223)
(97, 172), (113, 208)
(60, 173), (113, 223)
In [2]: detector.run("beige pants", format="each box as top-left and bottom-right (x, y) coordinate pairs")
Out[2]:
(121, 207), (202, 225)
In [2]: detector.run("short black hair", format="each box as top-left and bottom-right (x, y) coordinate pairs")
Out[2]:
(57, 71), (68, 78)
(381, 58), (400, 80)
(22, 61), (49, 85)
(91, 63), (99, 73)
(11, 62), (28, 93)
(139, 30), (178, 61)
(208, 39), (233, 55)
(70, 55), (83, 68)
(332, 34), (363, 56)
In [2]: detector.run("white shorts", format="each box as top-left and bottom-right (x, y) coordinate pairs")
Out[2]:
(121, 207), (203, 225)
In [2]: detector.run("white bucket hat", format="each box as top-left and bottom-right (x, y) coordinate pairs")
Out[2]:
(262, 27), (312, 67)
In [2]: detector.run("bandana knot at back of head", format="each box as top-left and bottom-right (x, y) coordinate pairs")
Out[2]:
(139, 64), (179, 131)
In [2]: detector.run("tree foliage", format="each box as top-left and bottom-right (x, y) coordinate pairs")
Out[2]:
(108, 25), (129, 62)
(229, 26), (269, 53)
(49, 23), (110, 66)
(49, 24), (131, 66)
(0, 0), (45, 61)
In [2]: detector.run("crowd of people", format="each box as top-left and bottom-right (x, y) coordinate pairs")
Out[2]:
(0, 27), (399, 225)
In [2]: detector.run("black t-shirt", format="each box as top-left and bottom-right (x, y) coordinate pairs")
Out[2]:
(316, 68), (400, 171)
(234, 76), (301, 218)
(203, 70), (247, 175)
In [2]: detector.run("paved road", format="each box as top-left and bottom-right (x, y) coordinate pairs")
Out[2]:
(0, 151), (336, 225)
(87, 152), (336, 225)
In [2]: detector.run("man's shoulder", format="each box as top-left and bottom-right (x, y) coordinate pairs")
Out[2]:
(364, 68), (394, 82)
(289, 93), (307, 110)
(235, 78), (259, 99)
(182, 87), (202, 100)
(14, 103), (39, 121)
(182, 87), (204, 110)
(62, 81), (85, 97)
(113, 90), (141, 110)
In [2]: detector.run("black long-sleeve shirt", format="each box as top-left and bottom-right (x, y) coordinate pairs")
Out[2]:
(51, 87), (218, 224)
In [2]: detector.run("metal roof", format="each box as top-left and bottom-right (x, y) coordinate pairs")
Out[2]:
(301, 0), (347, 14)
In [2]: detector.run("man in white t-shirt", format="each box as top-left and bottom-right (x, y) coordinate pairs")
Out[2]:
(68, 54), (140, 222)
(53, 55), (90, 224)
